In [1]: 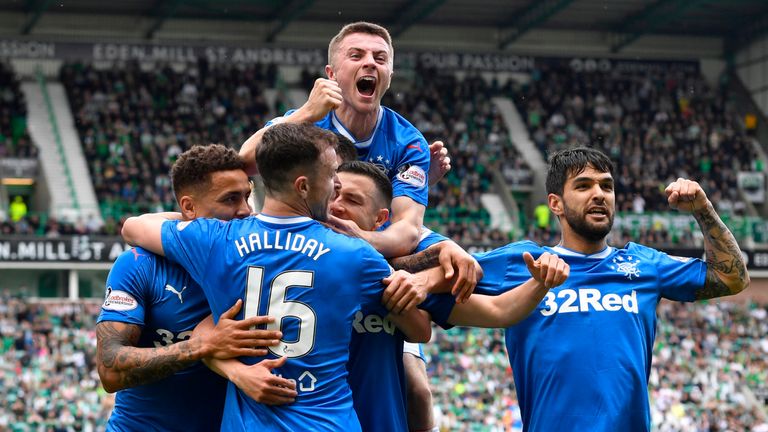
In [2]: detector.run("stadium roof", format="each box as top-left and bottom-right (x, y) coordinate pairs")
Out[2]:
(3, 0), (767, 55)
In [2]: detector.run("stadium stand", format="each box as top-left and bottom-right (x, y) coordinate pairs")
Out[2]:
(0, 62), (36, 160)
(59, 61), (275, 222)
(0, 295), (110, 431)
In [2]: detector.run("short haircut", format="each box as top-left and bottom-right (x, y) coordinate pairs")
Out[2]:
(338, 160), (393, 208)
(546, 146), (615, 196)
(328, 21), (393, 66)
(256, 123), (338, 194)
(171, 144), (245, 198)
(334, 133), (358, 163)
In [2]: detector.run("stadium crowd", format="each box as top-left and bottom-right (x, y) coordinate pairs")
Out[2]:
(513, 66), (759, 215)
(0, 296), (765, 431)
(0, 294), (110, 431)
(0, 62), (36, 159)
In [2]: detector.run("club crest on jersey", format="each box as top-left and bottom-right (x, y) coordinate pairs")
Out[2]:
(610, 255), (641, 280)
(103, 286), (138, 311)
(396, 163), (426, 188)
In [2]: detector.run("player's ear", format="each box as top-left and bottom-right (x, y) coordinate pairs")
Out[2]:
(548, 193), (563, 216)
(373, 208), (390, 230)
(295, 176), (310, 199)
(325, 64), (334, 80)
(178, 195), (196, 219)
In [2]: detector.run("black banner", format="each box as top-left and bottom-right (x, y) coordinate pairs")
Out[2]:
(0, 236), (130, 263)
(0, 39), (699, 73)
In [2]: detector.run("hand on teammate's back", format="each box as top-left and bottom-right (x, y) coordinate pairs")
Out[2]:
(381, 270), (428, 314)
(196, 299), (283, 359)
(523, 252), (569, 289)
(230, 356), (298, 405)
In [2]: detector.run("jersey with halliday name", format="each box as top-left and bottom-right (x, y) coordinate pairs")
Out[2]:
(473, 241), (706, 432)
(161, 214), (392, 432)
(346, 225), (455, 432)
(98, 247), (226, 432)
(269, 107), (430, 207)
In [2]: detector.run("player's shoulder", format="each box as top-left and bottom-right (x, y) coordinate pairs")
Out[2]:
(112, 246), (158, 271)
(618, 242), (665, 259)
(495, 240), (544, 256)
(380, 106), (426, 143)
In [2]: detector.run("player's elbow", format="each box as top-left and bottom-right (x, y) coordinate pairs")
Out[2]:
(121, 217), (141, 246)
(97, 365), (122, 393)
(730, 272), (750, 295)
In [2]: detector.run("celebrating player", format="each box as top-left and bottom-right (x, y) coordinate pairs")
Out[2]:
(465, 147), (750, 431)
(121, 123), (446, 431)
(240, 21), (450, 259)
(96, 145), (289, 431)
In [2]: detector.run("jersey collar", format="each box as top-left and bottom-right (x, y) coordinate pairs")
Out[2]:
(331, 106), (383, 149)
(550, 245), (614, 259)
(256, 214), (312, 225)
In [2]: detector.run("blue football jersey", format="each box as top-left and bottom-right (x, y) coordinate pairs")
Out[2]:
(413, 227), (449, 253)
(473, 241), (706, 432)
(346, 229), (454, 432)
(161, 214), (392, 431)
(269, 107), (430, 206)
(97, 247), (227, 432)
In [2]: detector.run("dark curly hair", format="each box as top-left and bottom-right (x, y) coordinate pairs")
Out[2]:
(171, 144), (246, 197)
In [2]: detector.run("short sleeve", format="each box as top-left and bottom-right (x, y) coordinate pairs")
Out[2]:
(357, 242), (392, 307)
(97, 248), (153, 326)
(656, 251), (707, 302)
(413, 228), (448, 253)
(474, 242), (542, 296)
(392, 137), (430, 206)
(161, 219), (223, 285)
(265, 109), (298, 127)
(419, 293), (455, 329)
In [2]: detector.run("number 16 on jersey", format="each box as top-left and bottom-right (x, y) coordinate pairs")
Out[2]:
(244, 266), (318, 358)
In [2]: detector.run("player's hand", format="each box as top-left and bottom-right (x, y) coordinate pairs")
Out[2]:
(665, 178), (709, 213)
(382, 270), (427, 314)
(203, 299), (283, 359)
(428, 141), (451, 186)
(437, 241), (481, 303)
(523, 252), (569, 289)
(231, 357), (297, 405)
(324, 214), (365, 239)
(296, 78), (343, 122)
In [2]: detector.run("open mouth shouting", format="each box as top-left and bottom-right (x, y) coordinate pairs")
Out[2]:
(356, 75), (377, 98)
(586, 206), (610, 221)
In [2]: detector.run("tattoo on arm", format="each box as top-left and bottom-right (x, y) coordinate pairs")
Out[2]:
(693, 203), (749, 299)
(97, 322), (201, 390)
(389, 247), (439, 273)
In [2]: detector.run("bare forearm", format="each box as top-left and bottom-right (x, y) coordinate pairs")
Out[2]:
(390, 247), (439, 272)
(203, 357), (242, 381)
(361, 220), (420, 258)
(387, 309), (431, 343)
(97, 324), (209, 392)
(693, 201), (750, 299)
(449, 279), (547, 328)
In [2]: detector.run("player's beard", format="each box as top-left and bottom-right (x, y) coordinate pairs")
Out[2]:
(562, 202), (613, 242)
(306, 198), (328, 222)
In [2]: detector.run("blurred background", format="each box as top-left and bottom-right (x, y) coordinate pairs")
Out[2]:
(0, 0), (767, 430)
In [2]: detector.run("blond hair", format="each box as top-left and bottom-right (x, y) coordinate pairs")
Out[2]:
(328, 22), (393, 66)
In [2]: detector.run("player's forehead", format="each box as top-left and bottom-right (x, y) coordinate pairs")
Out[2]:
(566, 165), (613, 184)
(337, 32), (391, 54)
(338, 172), (374, 194)
(207, 169), (250, 194)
